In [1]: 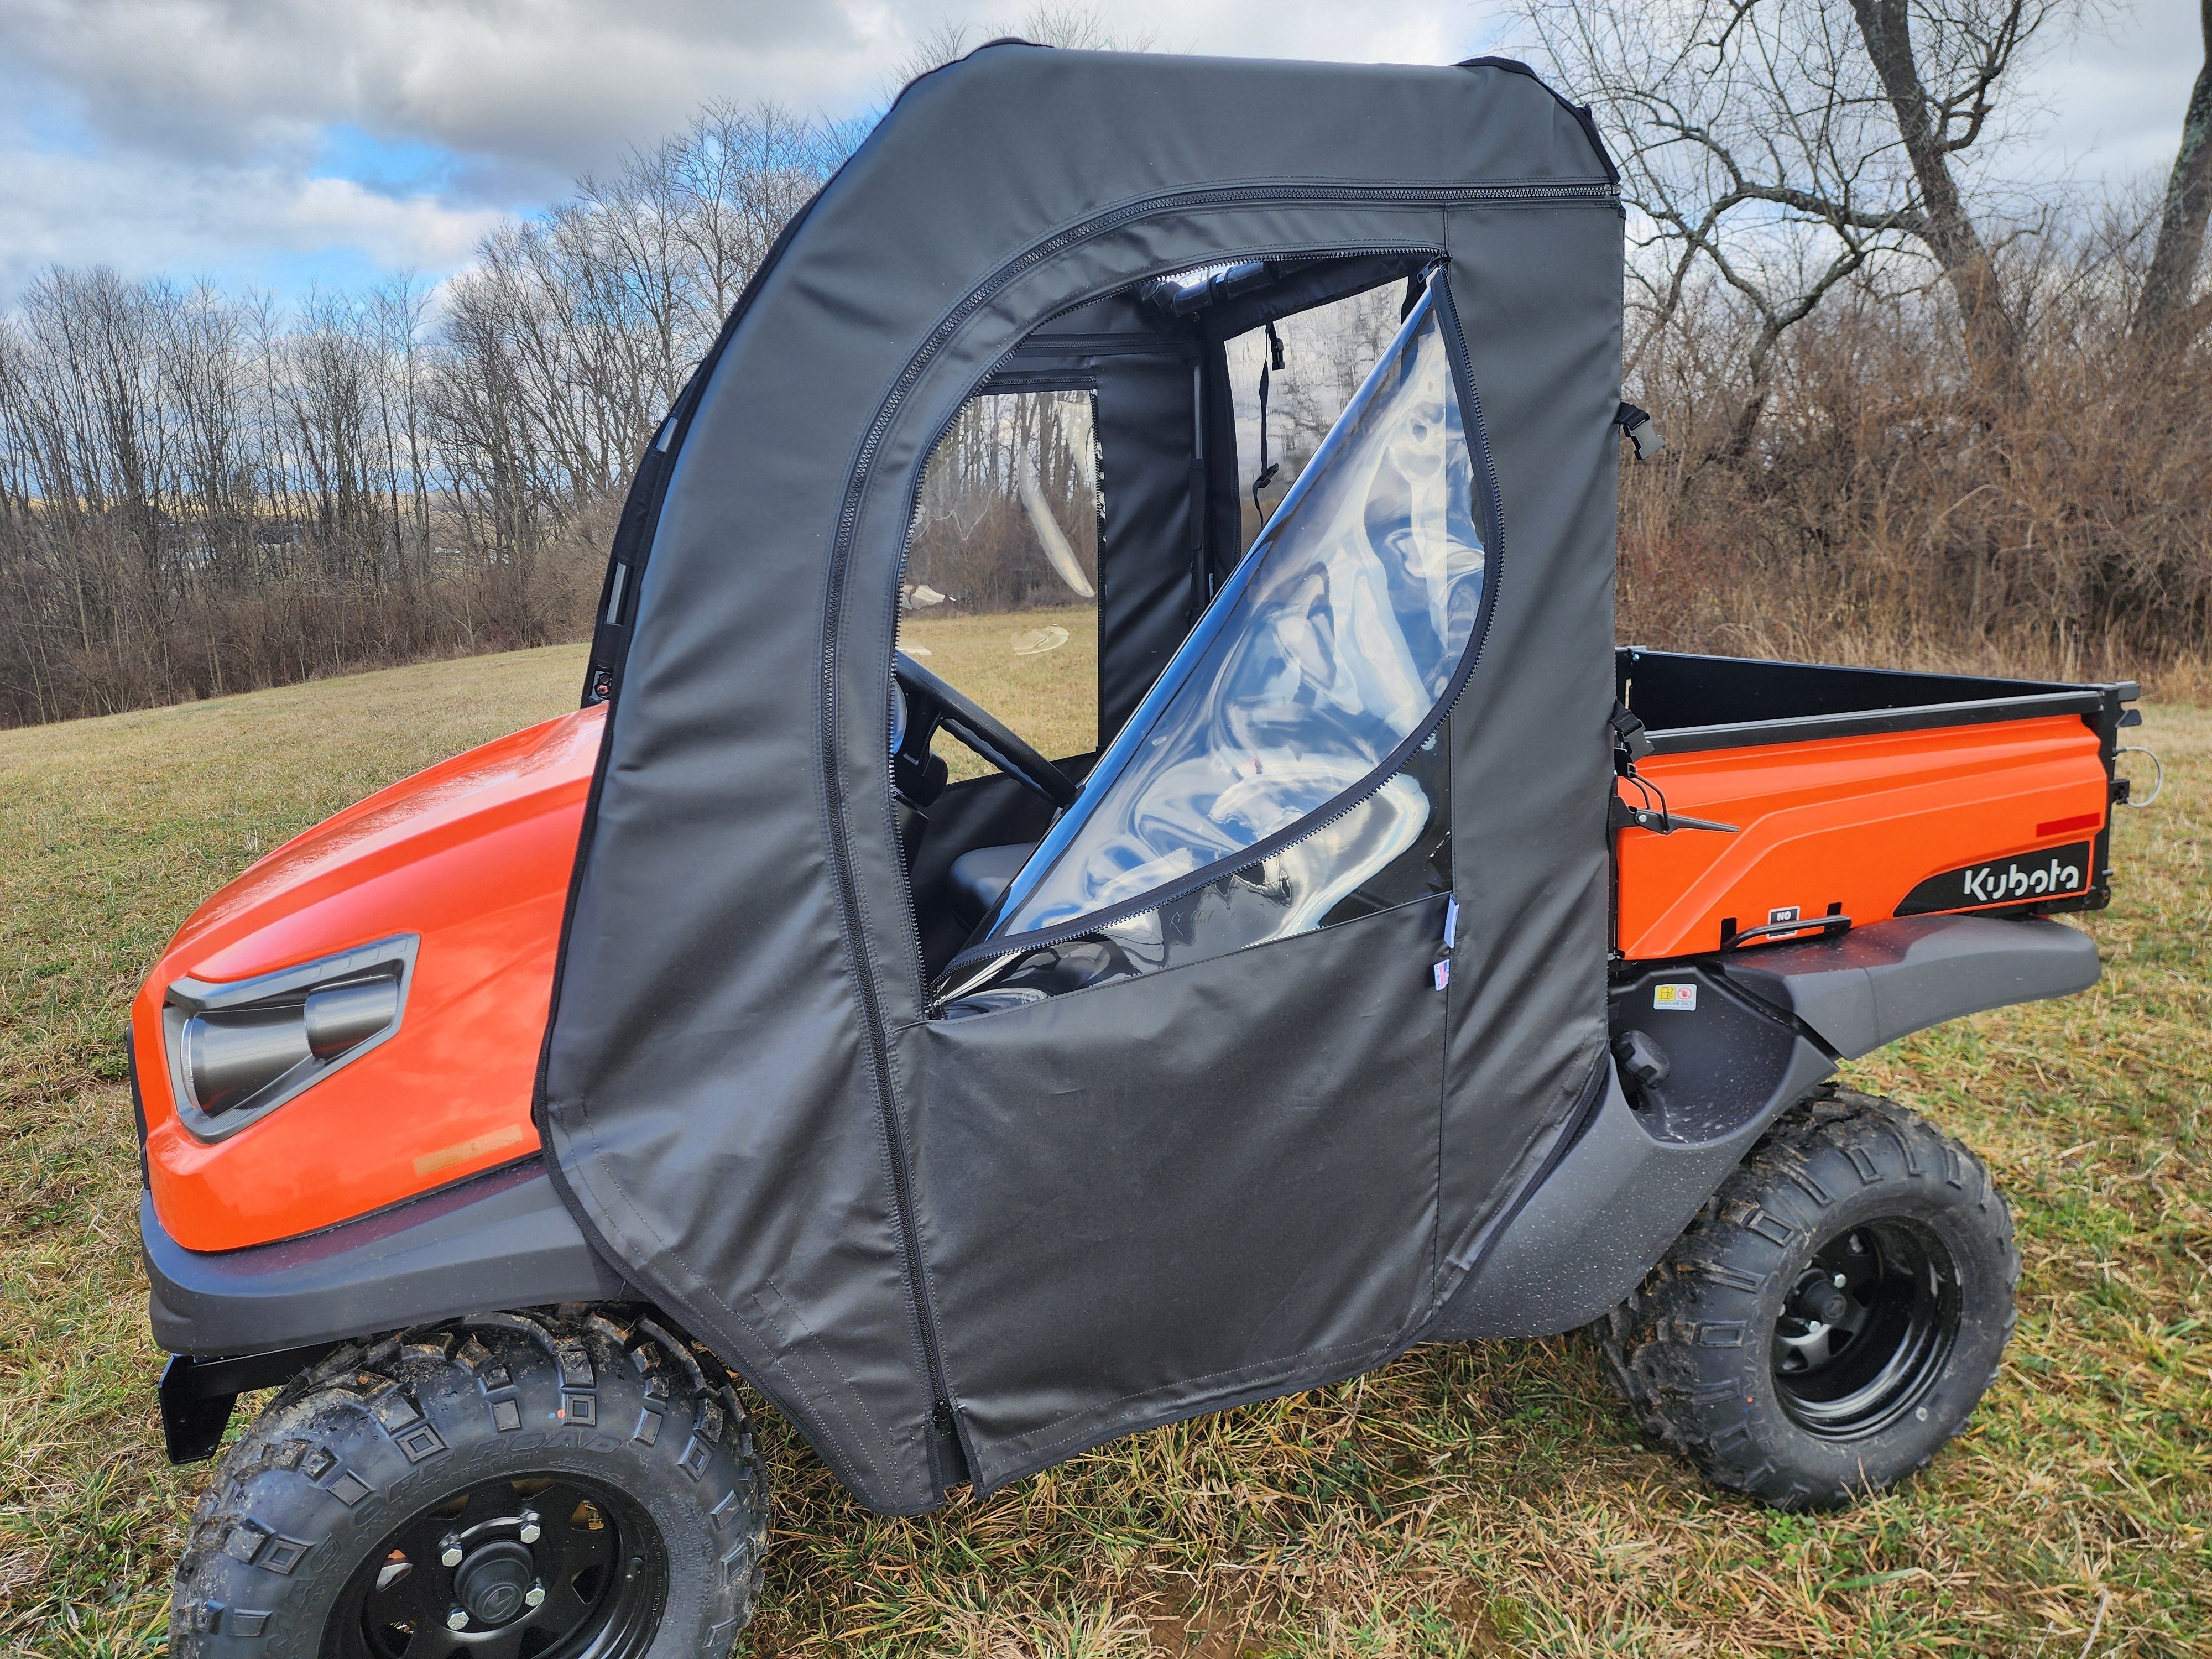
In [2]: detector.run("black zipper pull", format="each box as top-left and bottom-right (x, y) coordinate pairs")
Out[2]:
(1251, 322), (1285, 515)
(931, 1399), (970, 1485)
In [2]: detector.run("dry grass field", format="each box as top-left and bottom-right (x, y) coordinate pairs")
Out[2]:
(0, 629), (2205, 1657)
(900, 604), (1102, 775)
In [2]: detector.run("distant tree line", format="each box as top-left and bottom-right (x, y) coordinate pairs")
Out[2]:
(0, 103), (855, 725)
(908, 390), (1101, 615)
(6, 3), (2212, 726)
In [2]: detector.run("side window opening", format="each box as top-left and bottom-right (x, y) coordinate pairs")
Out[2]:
(899, 388), (1102, 777)
(936, 274), (1490, 1008)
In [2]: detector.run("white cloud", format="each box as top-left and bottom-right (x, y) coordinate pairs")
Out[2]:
(0, 0), (2198, 305)
(0, 0), (1490, 178)
(0, 144), (505, 298)
(2013, 4), (2204, 185)
(0, 0), (894, 174)
(0, 0), (1501, 299)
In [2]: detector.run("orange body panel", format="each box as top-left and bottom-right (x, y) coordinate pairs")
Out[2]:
(1615, 716), (2108, 960)
(134, 698), (2109, 1250)
(134, 705), (602, 1251)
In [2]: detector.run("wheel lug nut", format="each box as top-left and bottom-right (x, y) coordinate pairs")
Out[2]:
(1832, 1272), (1847, 1288)
(518, 1509), (541, 1544)
(525, 1583), (546, 1608)
(446, 1609), (469, 1631)
(439, 1536), (464, 1568)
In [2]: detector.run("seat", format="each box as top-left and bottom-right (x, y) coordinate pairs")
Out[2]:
(948, 842), (1039, 930)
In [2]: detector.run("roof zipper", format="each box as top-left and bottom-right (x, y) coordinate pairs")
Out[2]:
(824, 180), (1611, 1484)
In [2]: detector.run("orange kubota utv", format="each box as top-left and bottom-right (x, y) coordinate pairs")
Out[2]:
(136, 48), (2140, 1659)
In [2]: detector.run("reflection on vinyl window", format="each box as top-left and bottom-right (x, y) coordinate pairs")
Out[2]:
(984, 284), (1485, 943)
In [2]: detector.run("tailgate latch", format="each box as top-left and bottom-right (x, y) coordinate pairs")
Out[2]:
(1610, 795), (1741, 836)
(1609, 701), (1738, 835)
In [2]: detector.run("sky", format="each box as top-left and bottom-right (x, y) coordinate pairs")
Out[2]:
(0, 0), (2200, 307)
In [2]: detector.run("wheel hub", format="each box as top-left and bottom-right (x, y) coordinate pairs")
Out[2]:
(333, 1472), (666, 1659)
(453, 1539), (535, 1626)
(1771, 1219), (1961, 1441)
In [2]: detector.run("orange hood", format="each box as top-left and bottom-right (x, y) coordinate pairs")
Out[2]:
(136, 705), (603, 1251)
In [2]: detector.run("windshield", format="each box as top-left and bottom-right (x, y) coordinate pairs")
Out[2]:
(974, 279), (1488, 948)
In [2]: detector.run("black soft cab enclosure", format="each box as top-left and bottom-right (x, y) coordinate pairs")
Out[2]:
(545, 46), (1625, 1511)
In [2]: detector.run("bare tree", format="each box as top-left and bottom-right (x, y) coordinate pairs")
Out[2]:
(659, 101), (856, 337)
(0, 93), (864, 724)
(4, 61), (2212, 727)
(1526, 0), (2083, 444)
(2134, 0), (2212, 338)
(1844, 0), (2055, 394)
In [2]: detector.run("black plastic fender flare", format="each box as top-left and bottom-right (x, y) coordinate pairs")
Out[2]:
(1720, 914), (2101, 1061)
(1429, 915), (2099, 1340)
(143, 1158), (630, 1361)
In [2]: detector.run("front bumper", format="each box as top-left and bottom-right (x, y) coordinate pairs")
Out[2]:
(144, 1157), (634, 1461)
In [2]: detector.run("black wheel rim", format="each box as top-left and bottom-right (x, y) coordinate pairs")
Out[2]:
(326, 1473), (667, 1659)
(1771, 1218), (1961, 1441)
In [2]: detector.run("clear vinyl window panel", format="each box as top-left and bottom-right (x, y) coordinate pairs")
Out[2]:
(978, 282), (1485, 947)
(942, 736), (1449, 1016)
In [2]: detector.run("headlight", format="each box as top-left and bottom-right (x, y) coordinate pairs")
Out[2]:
(163, 936), (417, 1140)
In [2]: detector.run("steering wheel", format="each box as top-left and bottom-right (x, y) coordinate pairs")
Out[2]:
(893, 651), (1081, 809)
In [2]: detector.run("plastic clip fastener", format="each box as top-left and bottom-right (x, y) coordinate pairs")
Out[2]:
(1613, 402), (1662, 461)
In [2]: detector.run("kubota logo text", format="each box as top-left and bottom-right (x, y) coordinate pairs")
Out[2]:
(1894, 838), (2096, 918)
(1960, 855), (2083, 904)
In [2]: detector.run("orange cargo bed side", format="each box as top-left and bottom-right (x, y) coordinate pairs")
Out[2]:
(1615, 714), (2109, 960)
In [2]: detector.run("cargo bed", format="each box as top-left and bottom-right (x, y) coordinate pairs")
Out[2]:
(1613, 649), (2137, 960)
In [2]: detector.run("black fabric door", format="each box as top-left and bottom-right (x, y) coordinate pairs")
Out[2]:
(899, 893), (1447, 1492)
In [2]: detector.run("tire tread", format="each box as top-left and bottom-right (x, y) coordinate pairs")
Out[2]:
(170, 1305), (770, 1657)
(1596, 1086), (2018, 1510)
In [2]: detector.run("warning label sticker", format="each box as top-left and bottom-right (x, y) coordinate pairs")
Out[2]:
(1653, 983), (1698, 1011)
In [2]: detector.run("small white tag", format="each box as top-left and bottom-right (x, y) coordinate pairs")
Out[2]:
(1432, 960), (1451, 990)
(1442, 896), (1459, 949)
(1653, 982), (1697, 1011)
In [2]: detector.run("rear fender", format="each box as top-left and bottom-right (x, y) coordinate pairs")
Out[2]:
(1719, 914), (2100, 1060)
(1430, 915), (2097, 1339)
(1430, 971), (1833, 1342)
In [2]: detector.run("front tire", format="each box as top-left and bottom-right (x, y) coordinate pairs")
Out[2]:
(170, 1307), (769, 1658)
(1598, 1088), (2018, 1510)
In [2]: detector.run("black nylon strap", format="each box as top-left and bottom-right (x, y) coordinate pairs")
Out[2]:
(1250, 321), (1285, 515)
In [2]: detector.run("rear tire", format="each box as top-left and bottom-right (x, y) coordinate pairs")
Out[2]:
(169, 1306), (769, 1658)
(1597, 1088), (2017, 1510)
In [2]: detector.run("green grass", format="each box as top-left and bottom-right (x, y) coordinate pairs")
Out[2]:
(0, 643), (2205, 1656)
